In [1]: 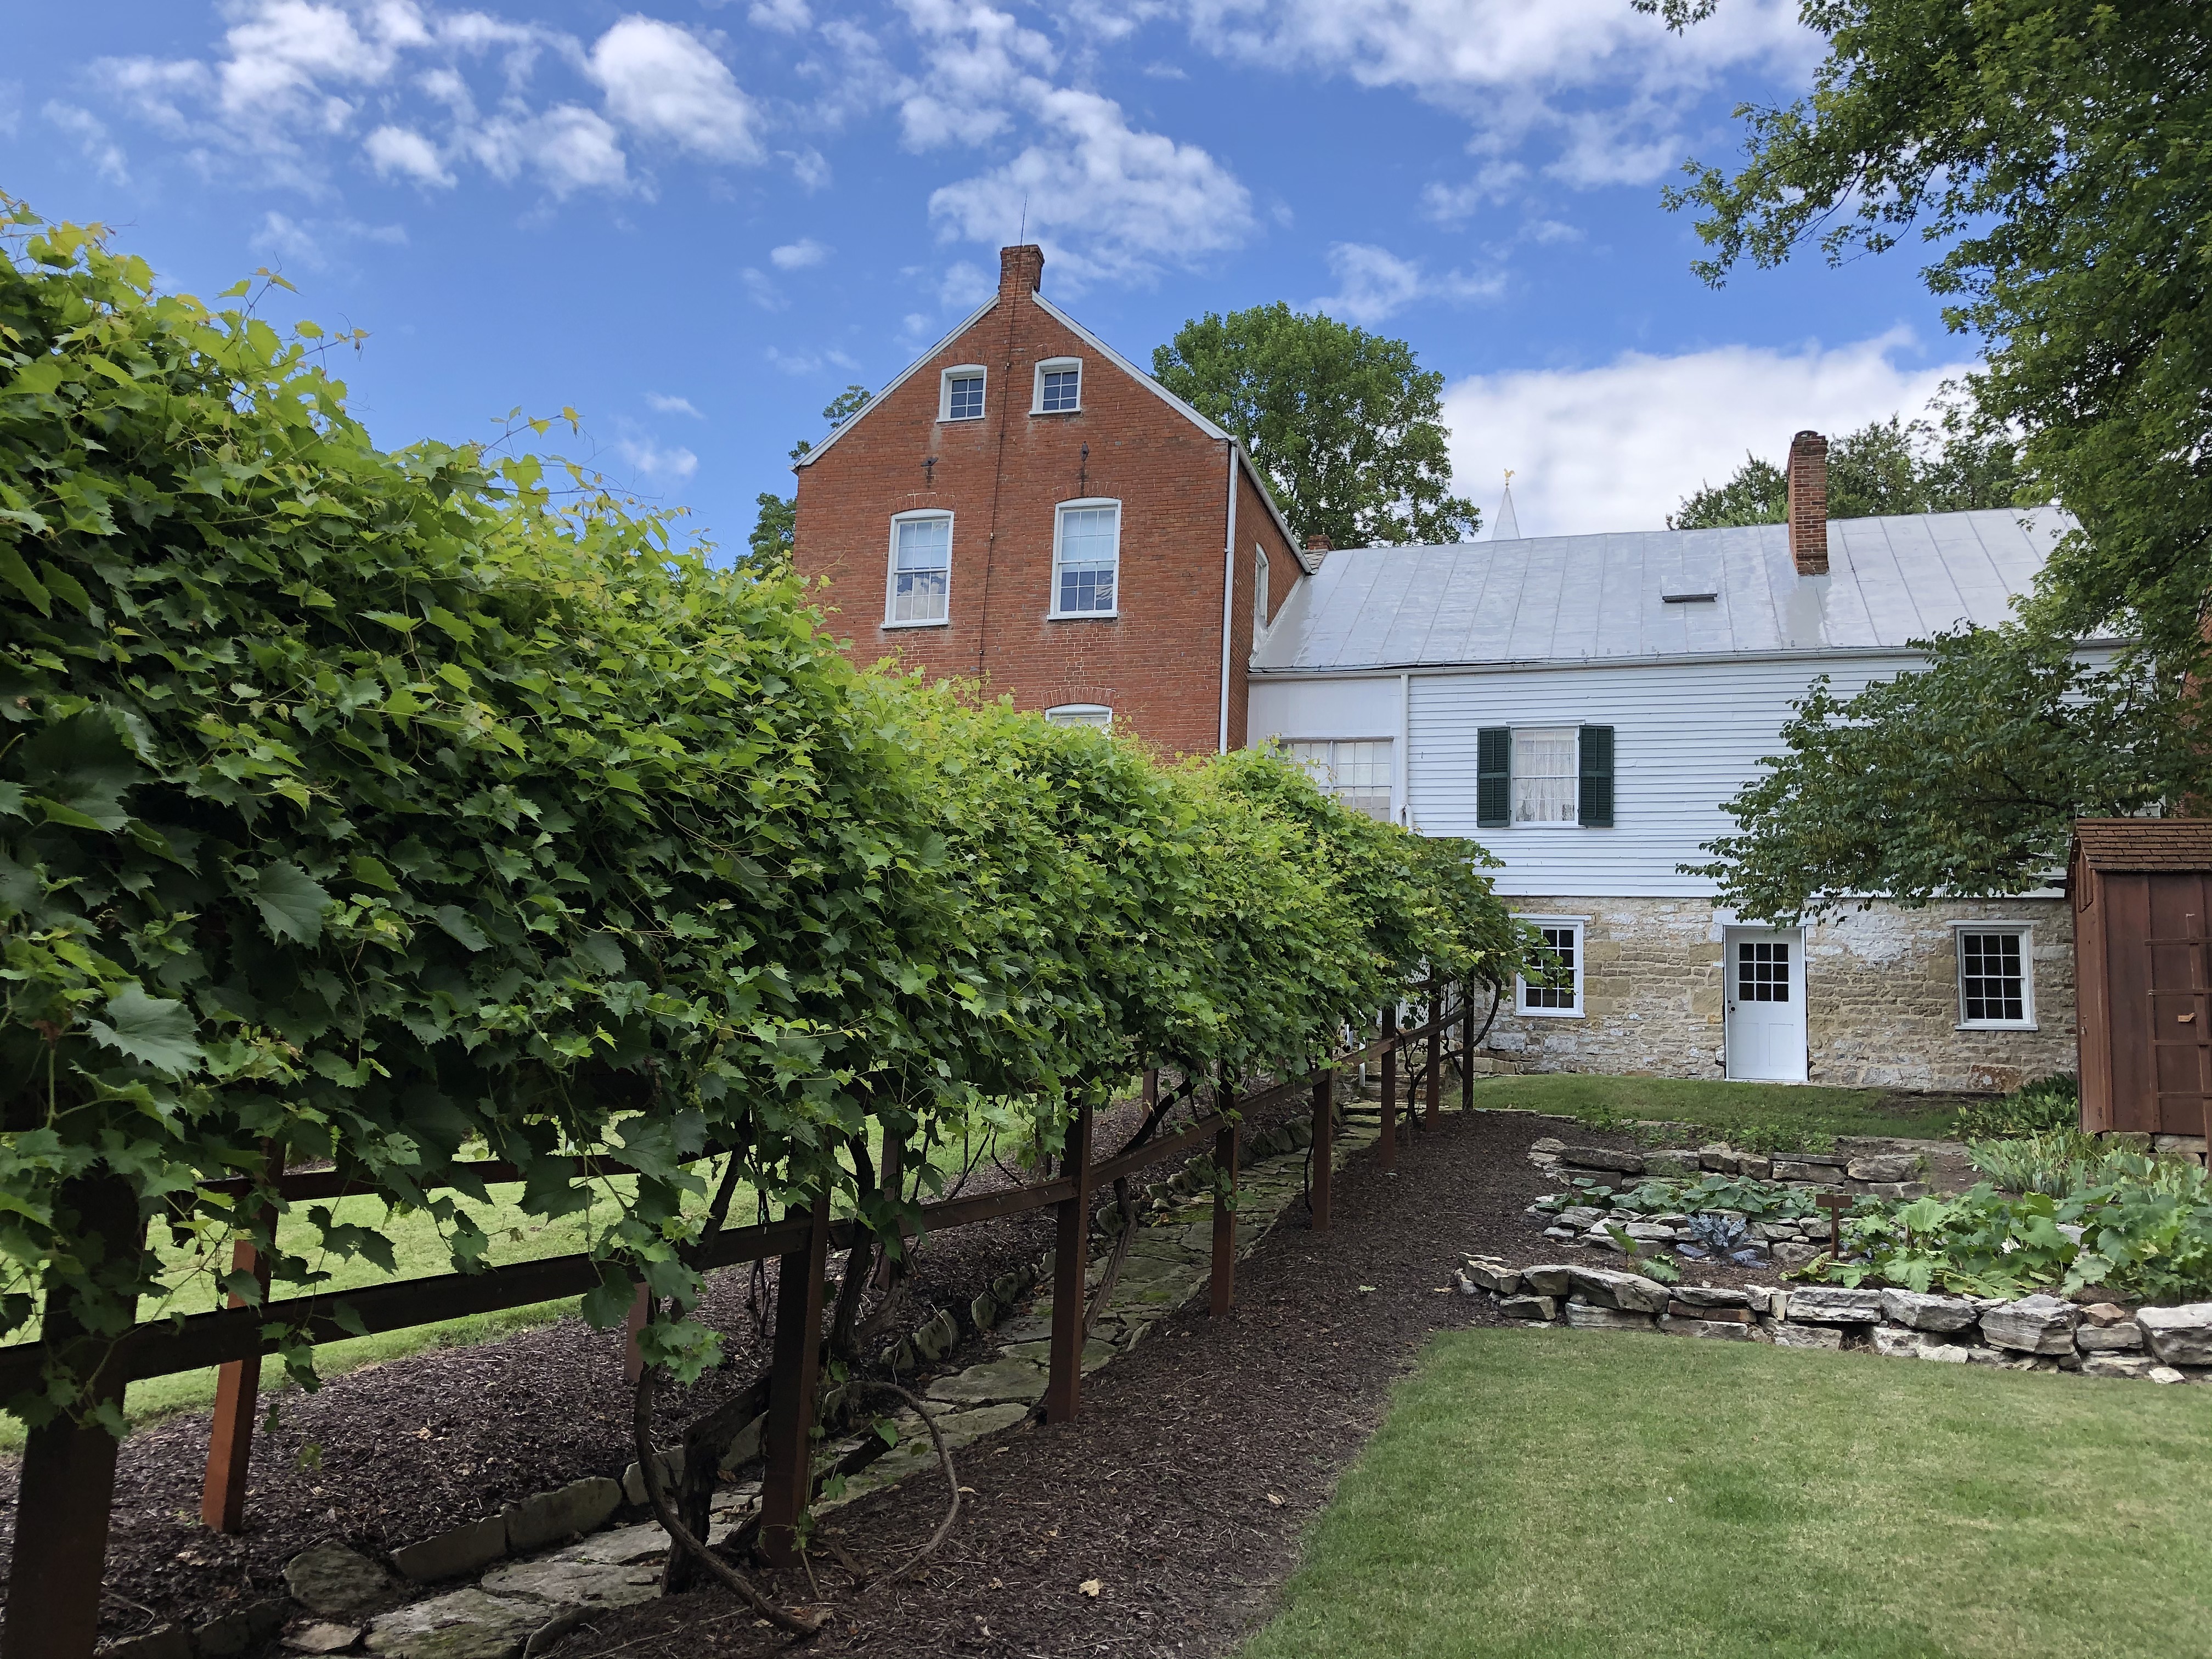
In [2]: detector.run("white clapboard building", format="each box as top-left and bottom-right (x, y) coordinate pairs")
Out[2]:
(1247, 435), (2093, 1091)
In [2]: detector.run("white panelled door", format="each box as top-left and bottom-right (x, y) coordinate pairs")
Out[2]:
(1724, 927), (1807, 1082)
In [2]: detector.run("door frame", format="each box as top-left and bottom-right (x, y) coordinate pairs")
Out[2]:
(1723, 924), (1808, 1084)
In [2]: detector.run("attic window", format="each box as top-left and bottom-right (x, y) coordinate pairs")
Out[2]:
(1662, 592), (1718, 604)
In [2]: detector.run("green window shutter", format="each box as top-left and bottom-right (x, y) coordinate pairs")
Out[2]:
(1476, 727), (1510, 828)
(1579, 725), (1615, 828)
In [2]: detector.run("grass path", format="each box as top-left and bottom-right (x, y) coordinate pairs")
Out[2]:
(1242, 1329), (2212, 1659)
(1469, 1070), (1965, 1144)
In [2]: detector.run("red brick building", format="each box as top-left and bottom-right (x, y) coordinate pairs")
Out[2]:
(792, 244), (1310, 754)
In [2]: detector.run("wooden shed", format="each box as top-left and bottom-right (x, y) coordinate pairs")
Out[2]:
(2072, 819), (2212, 1135)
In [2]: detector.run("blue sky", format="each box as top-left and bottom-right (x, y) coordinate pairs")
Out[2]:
(4, 1), (1974, 550)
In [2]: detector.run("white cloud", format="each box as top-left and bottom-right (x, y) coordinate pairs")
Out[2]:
(749, 0), (812, 32)
(468, 104), (629, 196)
(929, 85), (1252, 285)
(1442, 329), (1973, 538)
(616, 437), (699, 479)
(1311, 242), (1502, 325)
(588, 17), (761, 164)
(939, 260), (992, 308)
(44, 101), (129, 183)
(896, 0), (1057, 150)
(740, 267), (783, 309)
(787, 145), (831, 189)
(770, 237), (830, 269)
(646, 392), (704, 417)
(364, 122), (452, 185)
(249, 208), (407, 270)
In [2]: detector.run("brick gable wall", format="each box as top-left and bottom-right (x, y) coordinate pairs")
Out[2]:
(793, 247), (1284, 756)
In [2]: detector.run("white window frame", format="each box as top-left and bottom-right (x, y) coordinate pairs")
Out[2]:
(1252, 543), (1271, 639)
(884, 509), (953, 628)
(1516, 915), (1587, 1019)
(1952, 921), (2038, 1030)
(939, 365), (986, 422)
(1048, 498), (1121, 620)
(1283, 737), (1393, 822)
(1033, 357), (1083, 414)
(1043, 704), (1113, 729)
(1511, 725), (1581, 828)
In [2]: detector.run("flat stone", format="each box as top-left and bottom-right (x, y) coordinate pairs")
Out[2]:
(1562, 1302), (1656, 1333)
(1733, 1156), (1773, 1179)
(1764, 1321), (1844, 1351)
(283, 1623), (364, 1655)
(285, 1544), (392, 1617)
(2149, 1365), (2191, 1384)
(619, 1449), (685, 1508)
(1659, 1316), (1753, 1340)
(1880, 1289), (1980, 1333)
(1858, 1182), (1930, 1201)
(2154, 1135), (2208, 1155)
(2077, 1322), (2144, 1352)
(478, 1557), (661, 1611)
(1460, 1258), (1520, 1294)
(1566, 1266), (1671, 1314)
(1668, 1302), (1753, 1323)
(2079, 1302), (2134, 1328)
(2138, 1304), (2212, 1366)
(567, 1522), (670, 1566)
(1519, 1264), (1575, 1296)
(1846, 1155), (1918, 1183)
(1785, 1285), (1885, 1324)
(391, 1517), (507, 1584)
(1554, 1206), (1605, 1229)
(1871, 1325), (1923, 1358)
(195, 1602), (290, 1658)
(924, 1358), (1048, 1405)
(1982, 1294), (2079, 1355)
(101, 1627), (191, 1659)
(2082, 1355), (2161, 1380)
(995, 1313), (1052, 1344)
(1771, 1242), (1824, 1268)
(1771, 1159), (1845, 1184)
(1669, 1284), (1749, 1309)
(1498, 1295), (1557, 1321)
(1558, 1146), (1644, 1173)
(1917, 1343), (1971, 1364)
(366, 1590), (546, 1659)
(1788, 1149), (1849, 1166)
(998, 1337), (1114, 1372)
(913, 1308), (961, 1361)
(1616, 1221), (1677, 1242)
(503, 1478), (621, 1555)
(1528, 1137), (1566, 1154)
(1642, 1150), (1701, 1178)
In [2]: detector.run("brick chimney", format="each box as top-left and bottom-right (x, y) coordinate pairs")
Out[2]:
(1305, 533), (1331, 554)
(1786, 429), (1830, 575)
(999, 244), (1044, 301)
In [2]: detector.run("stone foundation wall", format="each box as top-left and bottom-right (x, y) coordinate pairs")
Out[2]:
(1483, 896), (2075, 1092)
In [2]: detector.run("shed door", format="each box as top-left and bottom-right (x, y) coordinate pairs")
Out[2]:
(2146, 878), (2212, 1137)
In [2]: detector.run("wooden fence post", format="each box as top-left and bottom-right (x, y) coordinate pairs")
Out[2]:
(1310, 1069), (1334, 1231)
(1210, 1081), (1238, 1317)
(1378, 1004), (1397, 1171)
(759, 1193), (830, 1569)
(4, 1172), (140, 1659)
(1462, 978), (1477, 1110)
(200, 1216), (274, 1533)
(1424, 977), (1442, 1131)
(1045, 1101), (1094, 1425)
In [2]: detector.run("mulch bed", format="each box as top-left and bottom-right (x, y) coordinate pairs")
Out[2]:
(552, 1106), (1584, 1659)
(0, 1081), (1335, 1645)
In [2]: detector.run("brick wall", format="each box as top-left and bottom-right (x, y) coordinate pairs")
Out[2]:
(793, 245), (1273, 755)
(1481, 896), (2074, 1092)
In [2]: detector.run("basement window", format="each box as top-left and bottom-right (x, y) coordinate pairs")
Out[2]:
(1517, 918), (1585, 1018)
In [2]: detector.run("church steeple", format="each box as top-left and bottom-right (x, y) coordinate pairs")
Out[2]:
(1491, 470), (1521, 541)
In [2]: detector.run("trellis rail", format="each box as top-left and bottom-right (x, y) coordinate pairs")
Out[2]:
(1, 984), (1479, 1658)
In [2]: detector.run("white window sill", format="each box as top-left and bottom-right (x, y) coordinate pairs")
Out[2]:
(883, 618), (951, 630)
(937, 415), (984, 424)
(1956, 1021), (2039, 1032)
(1517, 1005), (1584, 1020)
(1046, 610), (1118, 622)
(1031, 407), (1082, 416)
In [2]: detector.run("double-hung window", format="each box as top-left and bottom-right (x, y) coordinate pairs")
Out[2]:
(940, 365), (985, 421)
(1035, 358), (1082, 413)
(1476, 725), (1615, 829)
(1955, 924), (2035, 1028)
(1284, 739), (1393, 822)
(1051, 499), (1119, 617)
(1517, 917), (1584, 1017)
(887, 511), (951, 625)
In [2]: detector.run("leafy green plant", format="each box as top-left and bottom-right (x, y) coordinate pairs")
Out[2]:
(1966, 1128), (2119, 1197)
(1955, 1075), (2080, 1142)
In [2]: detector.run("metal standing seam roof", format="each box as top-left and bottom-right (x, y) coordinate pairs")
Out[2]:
(1251, 506), (2086, 673)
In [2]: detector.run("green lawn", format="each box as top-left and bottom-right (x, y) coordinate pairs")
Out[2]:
(1242, 1329), (2212, 1659)
(1468, 1070), (1965, 1148)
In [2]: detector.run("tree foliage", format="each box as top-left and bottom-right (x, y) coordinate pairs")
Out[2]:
(1668, 415), (2030, 530)
(746, 385), (872, 574)
(1688, 630), (2199, 921)
(1654, 0), (2212, 668)
(1153, 304), (1479, 549)
(0, 205), (1521, 1429)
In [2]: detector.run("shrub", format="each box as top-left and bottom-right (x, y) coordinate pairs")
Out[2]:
(1955, 1073), (2079, 1140)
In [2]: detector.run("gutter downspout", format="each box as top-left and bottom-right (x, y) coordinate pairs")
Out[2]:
(1398, 671), (1413, 829)
(1218, 444), (1238, 754)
